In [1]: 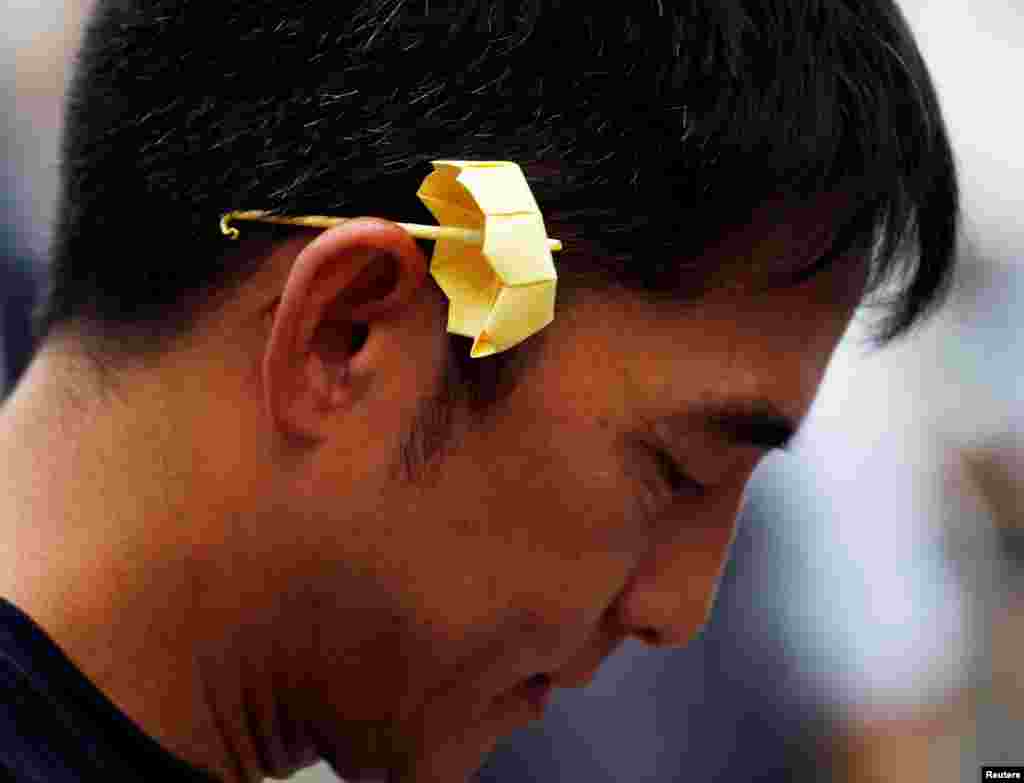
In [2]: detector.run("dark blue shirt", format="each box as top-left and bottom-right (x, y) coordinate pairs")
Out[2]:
(0, 597), (221, 782)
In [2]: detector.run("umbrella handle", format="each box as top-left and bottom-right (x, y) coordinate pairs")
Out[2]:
(220, 211), (563, 252)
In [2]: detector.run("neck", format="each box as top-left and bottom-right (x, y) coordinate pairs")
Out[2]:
(0, 342), (315, 782)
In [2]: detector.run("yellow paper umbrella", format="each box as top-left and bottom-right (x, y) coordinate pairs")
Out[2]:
(416, 160), (559, 358)
(220, 160), (562, 359)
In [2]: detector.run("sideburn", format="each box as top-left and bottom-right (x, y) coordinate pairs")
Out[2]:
(391, 333), (541, 486)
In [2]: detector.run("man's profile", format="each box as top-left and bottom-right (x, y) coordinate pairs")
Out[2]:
(0, 1), (957, 782)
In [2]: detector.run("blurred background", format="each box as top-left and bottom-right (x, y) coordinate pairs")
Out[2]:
(2, 1), (1021, 781)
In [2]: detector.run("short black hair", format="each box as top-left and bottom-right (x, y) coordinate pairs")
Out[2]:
(34, 0), (959, 374)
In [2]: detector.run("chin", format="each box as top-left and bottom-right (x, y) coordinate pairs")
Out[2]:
(407, 739), (502, 783)
(318, 675), (540, 783)
(324, 754), (488, 783)
(322, 722), (508, 783)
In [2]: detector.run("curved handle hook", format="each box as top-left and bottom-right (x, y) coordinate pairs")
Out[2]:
(220, 212), (241, 240)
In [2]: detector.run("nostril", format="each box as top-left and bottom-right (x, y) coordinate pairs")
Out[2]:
(349, 323), (369, 354)
(526, 672), (552, 688)
(635, 627), (662, 646)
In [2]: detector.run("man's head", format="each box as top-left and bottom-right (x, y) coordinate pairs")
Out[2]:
(14, 0), (957, 781)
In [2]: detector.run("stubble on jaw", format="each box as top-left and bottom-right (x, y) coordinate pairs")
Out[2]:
(390, 330), (545, 488)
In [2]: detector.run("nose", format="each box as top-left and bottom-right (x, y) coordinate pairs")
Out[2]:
(612, 479), (747, 648)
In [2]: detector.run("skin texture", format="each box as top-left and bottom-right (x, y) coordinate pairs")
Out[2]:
(0, 202), (868, 783)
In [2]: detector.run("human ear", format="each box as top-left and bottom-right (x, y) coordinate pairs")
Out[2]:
(262, 217), (431, 444)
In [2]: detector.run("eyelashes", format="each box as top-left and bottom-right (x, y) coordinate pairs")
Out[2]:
(651, 445), (706, 497)
(635, 444), (706, 521)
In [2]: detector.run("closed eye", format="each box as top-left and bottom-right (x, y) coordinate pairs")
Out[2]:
(622, 436), (708, 524)
(649, 445), (706, 499)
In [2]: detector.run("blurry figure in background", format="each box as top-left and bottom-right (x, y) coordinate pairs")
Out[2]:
(1, 72), (41, 397)
(956, 438), (1024, 775)
(1, 27), (30, 397)
(775, 0), (1024, 774)
(777, 165), (1024, 783)
(813, 428), (1024, 783)
(1, 80), (40, 399)
(1, 1), (91, 397)
(0, 244), (39, 399)
(1, 106), (32, 397)
(727, 5), (1024, 781)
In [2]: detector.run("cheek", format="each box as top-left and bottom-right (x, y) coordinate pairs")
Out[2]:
(448, 530), (628, 651)
(392, 385), (645, 660)
(409, 525), (631, 681)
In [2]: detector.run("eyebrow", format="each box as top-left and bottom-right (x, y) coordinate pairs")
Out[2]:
(648, 399), (800, 453)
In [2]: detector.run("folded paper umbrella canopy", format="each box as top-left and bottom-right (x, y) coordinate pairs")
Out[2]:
(220, 160), (562, 358)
